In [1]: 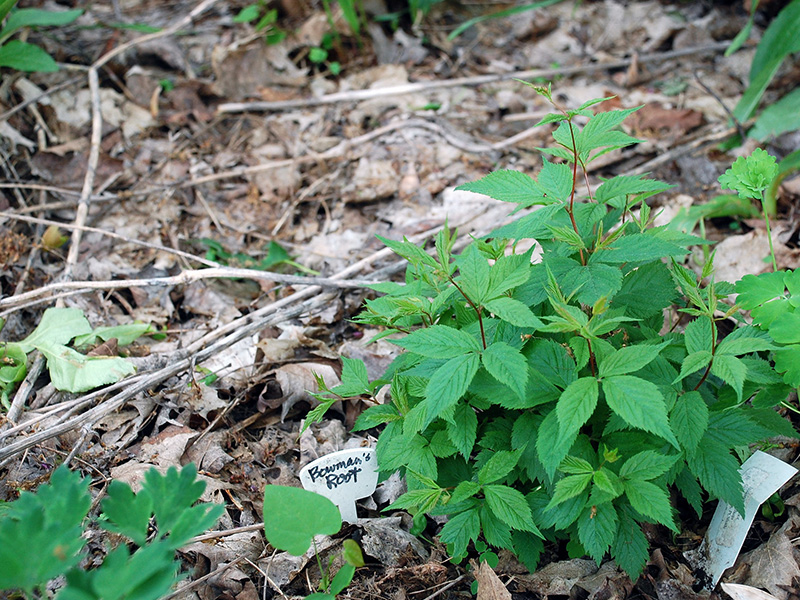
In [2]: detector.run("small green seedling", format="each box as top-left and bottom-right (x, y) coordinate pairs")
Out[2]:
(263, 485), (363, 599)
(0, 2), (83, 72)
(0, 463), (223, 599)
(233, 1), (286, 45)
(0, 307), (152, 406)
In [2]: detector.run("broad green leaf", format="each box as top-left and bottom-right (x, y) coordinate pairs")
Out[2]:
(750, 88), (800, 141)
(395, 325), (481, 359)
(37, 341), (135, 393)
(0, 39), (57, 71)
(768, 312), (800, 344)
(602, 375), (679, 448)
(482, 342), (528, 400)
(487, 252), (533, 297)
(556, 377), (599, 437)
(2, 7), (83, 36)
(262, 486), (341, 555)
(233, 4), (260, 22)
(536, 408), (578, 479)
(735, 271), (786, 309)
(73, 322), (153, 348)
(386, 488), (442, 512)
(774, 346), (800, 387)
(710, 354), (747, 400)
(484, 297), (543, 328)
(577, 502), (618, 564)
(429, 430), (458, 458)
(425, 354), (480, 424)
(447, 402), (478, 458)
(483, 484), (541, 535)
(330, 563), (356, 595)
(612, 506), (649, 579)
(560, 263), (622, 306)
(599, 343), (666, 377)
(595, 174), (674, 206)
(438, 508), (480, 557)
(545, 473), (592, 509)
(455, 169), (553, 205)
(670, 391), (709, 453)
(687, 438), (745, 515)
(479, 448), (524, 485)
(624, 480), (676, 530)
(559, 455), (594, 475)
(100, 481), (153, 546)
(18, 307), (92, 352)
(526, 338), (577, 389)
(705, 410), (775, 448)
(675, 468), (703, 518)
(377, 235), (439, 270)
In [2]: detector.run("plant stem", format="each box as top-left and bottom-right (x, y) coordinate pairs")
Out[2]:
(449, 278), (487, 349)
(762, 193), (778, 272)
(566, 121), (586, 266)
(586, 337), (596, 377)
(694, 316), (717, 390)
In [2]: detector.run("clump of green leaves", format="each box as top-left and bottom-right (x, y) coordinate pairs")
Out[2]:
(0, 1), (83, 72)
(263, 485), (364, 599)
(317, 84), (797, 578)
(0, 463), (224, 599)
(0, 307), (151, 406)
(233, 1), (286, 45)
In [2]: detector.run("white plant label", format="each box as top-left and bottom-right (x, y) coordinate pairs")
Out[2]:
(299, 448), (378, 524)
(691, 450), (797, 588)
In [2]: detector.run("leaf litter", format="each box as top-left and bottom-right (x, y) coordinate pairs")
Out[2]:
(1, 0), (800, 599)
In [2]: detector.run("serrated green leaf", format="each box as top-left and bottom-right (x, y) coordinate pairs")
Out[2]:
(425, 354), (480, 425)
(447, 402), (478, 458)
(480, 503), (513, 548)
(612, 506), (649, 578)
(591, 232), (688, 265)
(556, 377), (599, 437)
(511, 530), (544, 572)
(710, 354), (747, 400)
(73, 322), (153, 348)
(560, 263), (623, 306)
(735, 271), (787, 310)
(602, 376), (679, 448)
(353, 404), (401, 431)
(599, 343), (666, 378)
(141, 465), (212, 540)
(395, 325), (481, 359)
(439, 508), (480, 557)
(686, 438), (744, 515)
(479, 448), (524, 485)
(482, 342), (528, 400)
(611, 261), (676, 319)
(457, 244), (491, 303)
(449, 481), (481, 505)
(774, 346), (800, 387)
(684, 317), (714, 355)
(768, 312), (800, 344)
(455, 169), (553, 206)
(546, 473), (593, 509)
(429, 429), (458, 458)
(595, 174), (673, 206)
(619, 450), (679, 482)
(624, 480), (676, 530)
(718, 148), (779, 199)
(386, 488), (442, 512)
(560, 455), (594, 475)
(577, 502), (618, 564)
(674, 350), (712, 383)
(716, 327), (776, 356)
(483, 485), (541, 535)
(484, 296), (543, 328)
(593, 468), (624, 499)
(537, 408), (578, 480)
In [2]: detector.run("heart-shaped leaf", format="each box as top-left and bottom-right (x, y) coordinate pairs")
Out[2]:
(262, 486), (341, 556)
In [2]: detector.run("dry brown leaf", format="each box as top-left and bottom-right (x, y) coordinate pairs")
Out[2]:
(722, 583), (782, 600)
(740, 513), (800, 600)
(472, 559), (512, 600)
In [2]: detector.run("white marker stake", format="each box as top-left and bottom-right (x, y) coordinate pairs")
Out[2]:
(299, 448), (378, 524)
(692, 450), (797, 588)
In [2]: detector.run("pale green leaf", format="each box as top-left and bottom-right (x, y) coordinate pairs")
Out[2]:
(484, 297), (543, 328)
(484, 484), (541, 535)
(599, 343), (666, 378)
(577, 502), (618, 564)
(556, 377), (599, 437)
(425, 354), (480, 425)
(482, 342), (528, 401)
(624, 480), (676, 530)
(602, 375), (679, 448)
(478, 448), (524, 485)
(620, 450), (679, 482)
(395, 325), (481, 359)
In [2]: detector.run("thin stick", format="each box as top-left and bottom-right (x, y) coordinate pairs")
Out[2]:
(188, 523), (264, 544)
(217, 43), (730, 114)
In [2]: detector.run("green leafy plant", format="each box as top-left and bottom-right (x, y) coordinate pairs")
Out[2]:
(308, 32), (341, 76)
(263, 485), (363, 599)
(448, 0), (564, 40)
(0, 307), (152, 405)
(200, 238), (317, 274)
(0, 463), (224, 599)
(0, 2), (83, 72)
(311, 85), (797, 578)
(233, 1), (286, 45)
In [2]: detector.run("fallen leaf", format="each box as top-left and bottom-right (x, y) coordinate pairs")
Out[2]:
(473, 559), (512, 600)
(722, 583), (782, 600)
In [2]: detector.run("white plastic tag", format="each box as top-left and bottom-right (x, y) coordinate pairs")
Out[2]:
(690, 450), (797, 589)
(299, 448), (378, 524)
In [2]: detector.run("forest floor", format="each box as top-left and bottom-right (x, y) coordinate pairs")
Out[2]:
(1, 0), (800, 599)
